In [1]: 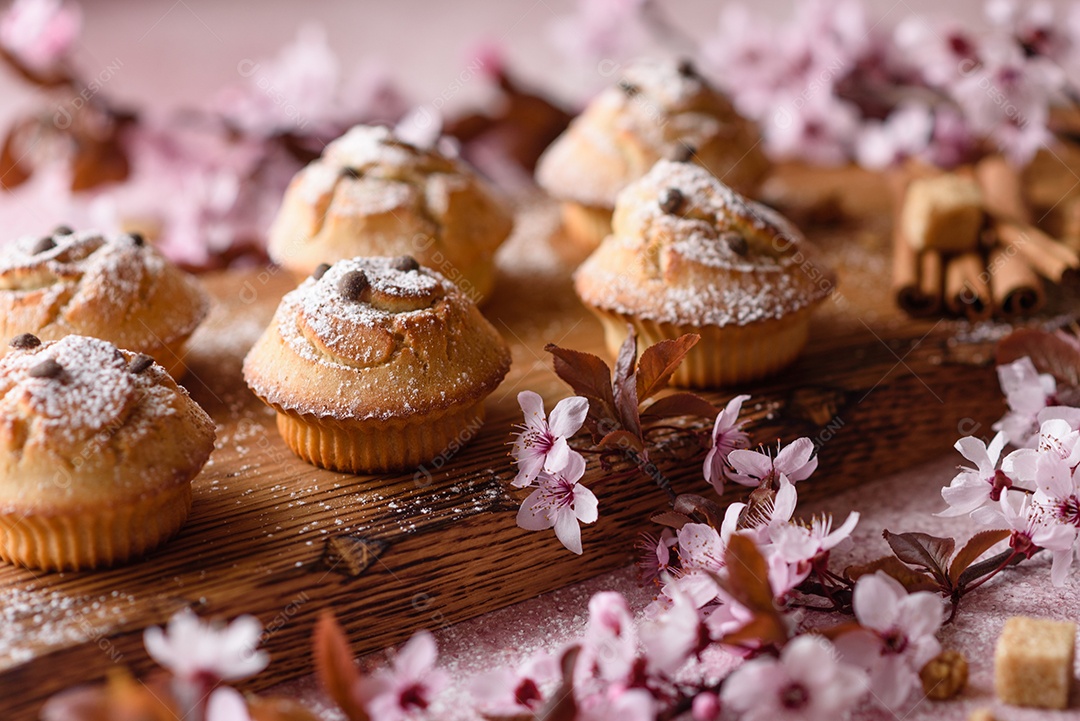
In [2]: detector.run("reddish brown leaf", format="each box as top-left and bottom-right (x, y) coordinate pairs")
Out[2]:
(596, 430), (645, 454)
(612, 329), (642, 437)
(720, 534), (778, 616)
(673, 493), (725, 529)
(250, 697), (324, 721)
(809, 621), (865, 641)
(720, 612), (789, 649)
(639, 391), (718, 421)
(651, 510), (693, 529)
(312, 612), (369, 721)
(529, 645), (579, 721)
(0, 119), (34, 191)
(635, 334), (701, 401)
(545, 343), (615, 430)
(883, 530), (954, 585)
(70, 134), (130, 192)
(948, 529), (1010, 585)
(844, 555), (940, 594)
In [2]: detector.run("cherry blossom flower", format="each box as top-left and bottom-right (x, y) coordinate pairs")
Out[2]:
(516, 452), (599, 555)
(972, 490), (1075, 575)
(547, 0), (650, 67)
(994, 357), (1058, 447)
(512, 391), (589, 488)
(721, 635), (866, 721)
(951, 38), (1062, 164)
(1030, 458), (1080, 584)
(939, 431), (1013, 517)
(640, 590), (703, 674)
(893, 15), (982, 87)
(0, 0), (80, 72)
(357, 631), (448, 721)
(583, 592), (638, 683)
(471, 652), (558, 715)
(728, 438), (818, 489)
(578, 688), (657, 721)
(764, 94), (861, 167)
(703, 394), (751, 494)
(670, 522), (727, 607)
(143, 609), (269, 683)
(636, 529), (676, 585)
(987, 0), (1070, 60)
(836, 572), (943, 710)
(770, 511), (860, 576)
(855, 104), (933, 170)
(723, 477), (799, 546)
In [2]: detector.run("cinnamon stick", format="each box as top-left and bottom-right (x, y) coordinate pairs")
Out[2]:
(892, 227), (940, 316)
(988, 247), (1045, 317)
(890, 166), (942, 315)
(975, 155), (1029, 223)
(996, 221), (1080, 283)
(945, 252), (992, 321)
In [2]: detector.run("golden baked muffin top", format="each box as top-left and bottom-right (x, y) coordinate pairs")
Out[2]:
(243, 256), (511, 421)
(574, 160), (835, 327)
(0, 228), (209, 352)
(267, 125), (512, 291)
(0, 334), (216, 510)
(536, 58), (768, 208)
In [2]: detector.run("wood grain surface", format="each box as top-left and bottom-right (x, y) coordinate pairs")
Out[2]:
(0, 167), (1061, 720)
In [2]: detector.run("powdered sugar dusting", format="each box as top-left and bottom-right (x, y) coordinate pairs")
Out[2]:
(0, 336), (177, 447)
(577, 160), (834, 326)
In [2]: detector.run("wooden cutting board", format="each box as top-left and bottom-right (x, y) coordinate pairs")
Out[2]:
(0, 168), (1047, 719)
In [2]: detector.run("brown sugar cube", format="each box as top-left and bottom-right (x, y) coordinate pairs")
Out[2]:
(994, 616), (1076, 709)
(901, 175), (985, 253)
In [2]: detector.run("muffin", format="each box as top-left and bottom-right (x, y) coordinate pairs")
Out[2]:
(0, 334), (216, 570)
(536, 58), (768, 251)
(267, 125), (513, 303)
(243, 256), (511, 473)
(0, 228), (210, 378)
(574, 160), (834, 388)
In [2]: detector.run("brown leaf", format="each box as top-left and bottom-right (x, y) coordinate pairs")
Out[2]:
(721, 534), (777, 616)
(312, 612), (369, 721)
(672, 493), (725, 529)
(883, 530), (955, 585)
(635, 334), (700, 401)
(545, 343), (615, 433)
(529, 645), (579, 721)
(639, 391), (718, 421)
(0, 119), (34, 191)
(720, 613), (789, 648)
(250, 697), (324, 721)
(651, 510), (693, 529)
(612, 329), (642, 437)
(948, 529), (1010, 585)
(597, 430), (645, 454)
(809, 621), (865, 641)
(844, 555), (940, 594)
(70, 134), (130, 192)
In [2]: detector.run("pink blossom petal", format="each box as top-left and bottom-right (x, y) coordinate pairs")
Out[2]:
(543, 437), (571, 474)
(553, 508), (584, 555)
(548, 395), (589, 438)
(516, 489), (555, 531)
(517, 390), (547, 430)
(574, 484), (599, 524)
(776, 437), (817, 481)
(852, 573), (902, 632)
(395, 630), (438, 678)
(206, 687), (251, 721)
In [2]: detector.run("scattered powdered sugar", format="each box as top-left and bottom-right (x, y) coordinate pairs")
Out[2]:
(0, 583), (135, 666)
